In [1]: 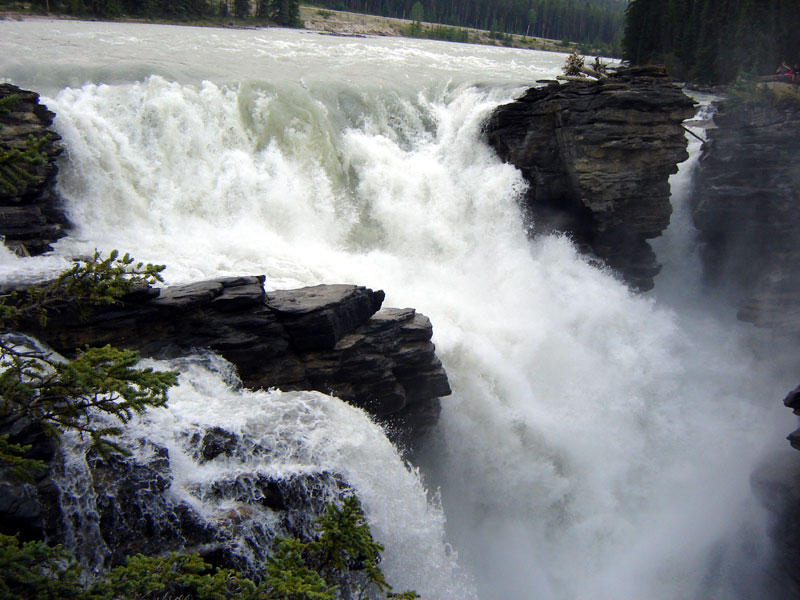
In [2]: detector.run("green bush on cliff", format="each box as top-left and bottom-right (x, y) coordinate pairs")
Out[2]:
(0, 251), (419, 599)
(0, 134), (54, 196)
(727, 73), (800, 110)
(0, 94), (22, 116)
(268, 496), (419, 599)
(87, 552), (262, 600)
(0, 534), (84, 600)
(0, 250), (177, 477)
(0, 496), (419, 600)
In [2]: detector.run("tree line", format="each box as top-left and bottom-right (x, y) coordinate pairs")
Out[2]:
(21, 0), (625, 51)
(623, 0), (800, 83)
(315, 0), (626, 50)
(27, 0), (301, 25)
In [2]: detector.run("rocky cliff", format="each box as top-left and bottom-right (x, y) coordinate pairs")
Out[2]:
(0, 83), (68, 255)
(695, 94), (800, 599)
(12, 276), (449, 447)
(485, 66), (696, 291)
(1, 276), (451, 572)
(0, 85), (454, 574)
(691, 95), (800, 329)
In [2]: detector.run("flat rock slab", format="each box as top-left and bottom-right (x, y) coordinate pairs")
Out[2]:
(18, 278), (444, 449)
(267, 284), (385, 352)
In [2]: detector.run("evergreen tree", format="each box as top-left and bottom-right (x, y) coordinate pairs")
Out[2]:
(233, 0), (250, 17)
(269, 0), (300, 26)
(0, 250), (177, 476)
(623, 0), (800, 83)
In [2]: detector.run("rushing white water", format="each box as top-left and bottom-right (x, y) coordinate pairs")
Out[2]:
(133, 354), (473, 598)
(2, 18), (798, 599)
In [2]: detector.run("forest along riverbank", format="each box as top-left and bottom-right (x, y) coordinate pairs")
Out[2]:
(297, 6), (578, 53)
(0, 7), (584, 54)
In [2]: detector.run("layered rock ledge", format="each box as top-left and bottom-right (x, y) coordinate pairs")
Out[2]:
(691, 97), (800, 330)
(2, 276), (452, 566)
(485, 66), (696, 291)
(0, 83), (68, 255)
(15, 276), (450, 448)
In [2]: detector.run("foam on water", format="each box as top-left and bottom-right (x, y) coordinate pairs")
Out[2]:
(2, 20), (797, 599)
(128, 355), (475, 598)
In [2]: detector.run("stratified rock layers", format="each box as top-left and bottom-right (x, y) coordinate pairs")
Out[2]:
(16, 277), (450, 447)
(0, 83), (68, 255)
(486, 66), (696, 291)
(2, 276), (451, 571)
(691, 97), (800, 329)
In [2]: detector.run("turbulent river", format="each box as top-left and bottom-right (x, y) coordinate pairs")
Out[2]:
(1, 18), (798, 600)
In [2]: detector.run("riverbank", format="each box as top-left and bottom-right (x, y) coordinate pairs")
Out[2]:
(0, 4), (585, 54)
(298, 5), (578, 53)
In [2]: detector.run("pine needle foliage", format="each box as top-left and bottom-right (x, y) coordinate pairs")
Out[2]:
(0, 134), (53, 196)
(13, 249), (168, 326)
(0, 533), (84, 600)
(265, 538), (336, 600)
(269, 496), (420, 600)
(0, 250), (177, 477)
(86, 553), (262, 600)
(0, 496), (420, 600)
(0, 94), (21, 116)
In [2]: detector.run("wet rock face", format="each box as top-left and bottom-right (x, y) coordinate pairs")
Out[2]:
(0, 416), (61, 542)
(1, 423), (348, 575)
(15, 277), (450, 449)
(485, 66), (696, 291)
(691, 98), (800, 330)
(0, 84), (68, 255)
(81, 439), (346, 574)
(751, 449), (800, 598)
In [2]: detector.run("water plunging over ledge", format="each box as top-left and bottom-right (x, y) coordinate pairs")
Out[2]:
(1, 19), (798, 599)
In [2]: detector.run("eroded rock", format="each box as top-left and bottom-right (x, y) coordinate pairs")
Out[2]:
(14, 277), (449, 449)
(0, 83), (68, 255)
(486, 66), (696, 291)
(691, 97), (800, 330)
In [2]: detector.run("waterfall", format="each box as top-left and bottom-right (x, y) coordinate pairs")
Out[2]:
(2, 20), (797, 599)
(136, 354), (475, 598)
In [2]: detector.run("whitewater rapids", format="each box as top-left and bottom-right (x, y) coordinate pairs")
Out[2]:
(1, 19), (798, 599)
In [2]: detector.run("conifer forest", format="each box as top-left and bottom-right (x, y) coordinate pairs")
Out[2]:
(623, 0), (800, 83)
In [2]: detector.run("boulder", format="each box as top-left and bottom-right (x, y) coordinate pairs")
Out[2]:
(486, 66), (696, 291)
(0, 83), (68, 255)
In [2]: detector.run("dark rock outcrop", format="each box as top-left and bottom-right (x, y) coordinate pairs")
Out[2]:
(0, 417), (349, 575)
(486, 66), (696, 291)
(751, 450), (800, 598)
(0, 84), (68, 255)
(0, 415), (61, 542)
(691, 97), (800, 329)
(784, 385), (800, 451)
(77, 439), (347, 574)
(1, 276), (450, 573)
(16, 276), (449, 447)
